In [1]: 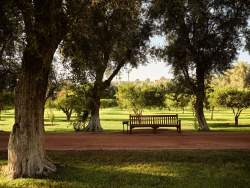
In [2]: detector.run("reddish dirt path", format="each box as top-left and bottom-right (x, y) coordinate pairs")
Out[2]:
(1, 131), (250, 150)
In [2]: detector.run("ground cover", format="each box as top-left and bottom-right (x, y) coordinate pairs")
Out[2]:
(1, 107), (250, 132)
(0, 150), (249, 188)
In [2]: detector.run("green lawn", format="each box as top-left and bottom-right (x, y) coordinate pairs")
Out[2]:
(0, 150), (250, 188)
(1, 107), (250, 132)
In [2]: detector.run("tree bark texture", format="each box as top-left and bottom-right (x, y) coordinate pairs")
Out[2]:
(194, 66), (209, 131)
(7, 0), (67, 178)
(235, 116), (239, 127)
(85, 84), (103, 132)
(8, 48), (56, 178)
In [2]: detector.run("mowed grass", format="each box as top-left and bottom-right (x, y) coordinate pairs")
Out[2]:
(0, 150), (250, 188)
(1, 107), (250, 132)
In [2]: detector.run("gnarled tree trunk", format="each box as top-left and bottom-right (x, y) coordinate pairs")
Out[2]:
(7, 0), (68, 179)
(85, 89), (103, 131)
(85, 82), (103, 131)
(8, 48), (56, 178)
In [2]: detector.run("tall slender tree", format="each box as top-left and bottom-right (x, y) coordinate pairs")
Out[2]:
(150, 0), (250, 130)
(63, 0), (151, 131)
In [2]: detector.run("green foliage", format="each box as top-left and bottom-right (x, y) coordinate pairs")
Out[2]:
(102, 85), (118, 99)
(207, 87), (226, 109)
(53, 83), (90, 121)
(117, 83), (144, 115)
(217, 89), (250, 110)
(142, 83), (167, 108)
(217, 88), (250, 126)
(46, 108), (55, 126)
(163, 80), (191, 111)
(100, 99), (117, 108)
(212, 62), (250, 89)
(117, 82), (169, 114)
(165, 93), (190, 112)
(63, 0), (150, 87)
(150, 0), (250, 130)
(0, 91), (14, 109)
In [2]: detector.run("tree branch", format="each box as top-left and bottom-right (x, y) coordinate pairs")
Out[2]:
(103, 59), (126, 87)
(232, 108), (236, 116)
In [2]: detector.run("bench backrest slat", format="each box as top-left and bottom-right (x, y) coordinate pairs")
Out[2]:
(130, 114), (178, 125)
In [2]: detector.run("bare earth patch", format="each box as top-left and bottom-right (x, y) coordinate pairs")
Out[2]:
(0, 130), (250, 151)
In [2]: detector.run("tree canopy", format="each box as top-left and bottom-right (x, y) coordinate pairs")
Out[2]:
(62, 0), (151, 131)
(217, 89), (250, 126)
(149, 0), (250, 130)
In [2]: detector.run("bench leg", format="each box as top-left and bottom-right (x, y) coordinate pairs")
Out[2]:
(177, 126), (181, 133)
(130, 127), (132, 134)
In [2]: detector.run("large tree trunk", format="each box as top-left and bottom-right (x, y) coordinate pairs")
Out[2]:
(7, 0), (68, 179)
(234, 116), (239, 127)
(194, 97), (209, 131)
(66, 112), (72, 121)
(8, 48), (56, 178)
(194, 66), (209, 131)
(86, 104), (102, 132)
(85, 84), (103, 132)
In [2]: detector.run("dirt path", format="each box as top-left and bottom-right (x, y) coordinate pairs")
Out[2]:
(1, 131), (250, 150)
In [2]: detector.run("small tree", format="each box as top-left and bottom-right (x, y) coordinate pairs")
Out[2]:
(207, 87), (223, 120)
(165, 93), (190, 113)
(217, 89), (250, 126)
(117, 83), (144, 116)
(142, 83), (167, 109)
(55, 88), (74, 121)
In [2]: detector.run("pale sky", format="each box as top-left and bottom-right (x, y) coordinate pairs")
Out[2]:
(118, 36), (250, 81)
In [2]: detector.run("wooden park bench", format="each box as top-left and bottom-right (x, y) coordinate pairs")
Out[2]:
(122, 114), (181, 134)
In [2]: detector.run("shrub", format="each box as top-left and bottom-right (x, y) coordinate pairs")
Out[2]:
(100, 99), (117, 108)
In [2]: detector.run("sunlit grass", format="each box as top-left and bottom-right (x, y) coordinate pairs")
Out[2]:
(0, 150), (250, 188)
(1, 107), (250, 132)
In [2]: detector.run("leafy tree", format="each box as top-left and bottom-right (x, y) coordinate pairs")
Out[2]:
(5, 0), (79, 179)
(55, 88), (74, 121)
(63, 0), (150, 131)
(117, 83), (144, 116)
(164, 79), (191, 112)
(142, 83), (167, 108)
(207, 87), (224, 120)
(212, 62), (250, 89)
(100, 99), (117, 108)
(165, 93), (190, 113)
(54, 82), (90, 121)
(150, 0), (250, 131)
(217, 89), (250, 126)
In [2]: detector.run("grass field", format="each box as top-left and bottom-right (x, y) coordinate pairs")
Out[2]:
(0, 150), (250, 188)
(1, 107), (250, 132)
(1, 108), (250, 187)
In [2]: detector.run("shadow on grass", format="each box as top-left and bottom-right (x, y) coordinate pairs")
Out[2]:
(40, 150), (250, 187)
(1, 150), (250, 188)
(209, 123), (250, 128)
